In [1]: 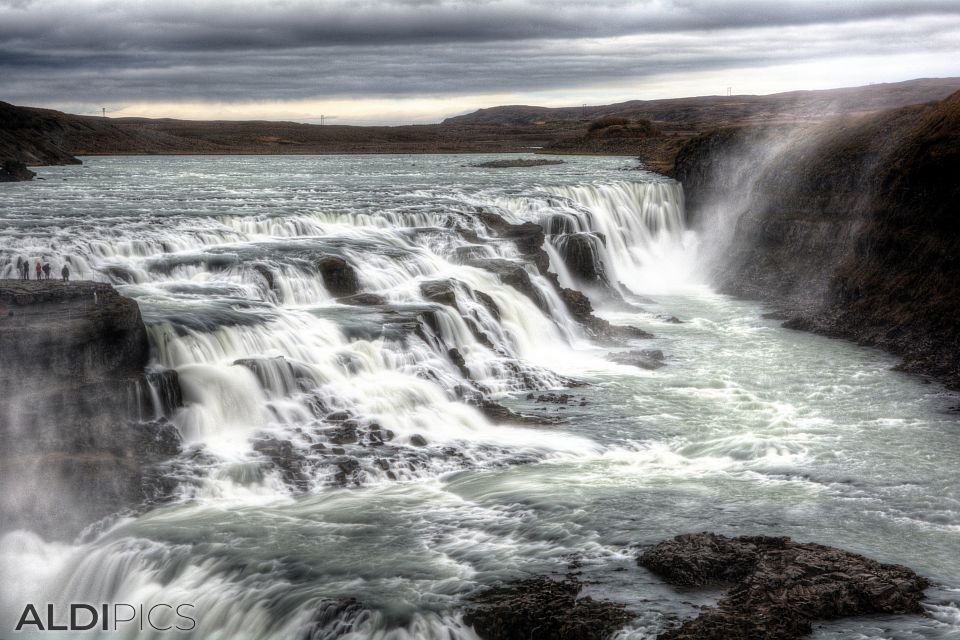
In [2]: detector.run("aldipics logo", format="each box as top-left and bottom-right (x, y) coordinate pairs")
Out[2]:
(14, 603), (196, 632)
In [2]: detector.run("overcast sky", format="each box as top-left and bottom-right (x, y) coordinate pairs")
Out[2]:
(2, 0), (960, 124)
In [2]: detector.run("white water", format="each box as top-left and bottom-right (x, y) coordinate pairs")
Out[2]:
(0, 155), (957, 639)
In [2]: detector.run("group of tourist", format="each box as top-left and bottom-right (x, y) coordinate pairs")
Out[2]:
(15, 256), (69, 282)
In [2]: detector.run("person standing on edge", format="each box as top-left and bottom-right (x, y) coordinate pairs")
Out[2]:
(20, 260), (28, 280)
(61, 264), (70, 282)
(35, 261), (42, 281)
(42, 263), (51, 280)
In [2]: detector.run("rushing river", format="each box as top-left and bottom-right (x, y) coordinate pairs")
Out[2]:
(0, 155), (958, 639)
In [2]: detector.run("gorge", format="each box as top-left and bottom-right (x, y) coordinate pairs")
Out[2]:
(0, 90), (959, 639)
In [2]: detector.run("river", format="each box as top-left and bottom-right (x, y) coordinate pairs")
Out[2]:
(0, 155), (957, 639)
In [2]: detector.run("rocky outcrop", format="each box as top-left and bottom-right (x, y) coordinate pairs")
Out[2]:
(0, 159), (36, 182)
(553, 232), (607, 285)
(639, 533), (928, 640)
(675, 90), (960, 389)
(0, 101), (83, 168)
(464, 575), (632, 640)
(314, 256), (361, 297)
(475, 209), (651, 343)
(559, 287), (651, 343)
(0, 280), (181, 538)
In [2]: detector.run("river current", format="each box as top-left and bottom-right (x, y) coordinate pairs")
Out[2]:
(0, 155), (957, 639)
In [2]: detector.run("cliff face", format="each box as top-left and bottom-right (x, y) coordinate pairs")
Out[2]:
(0, 281), (181, 538)
(0, 101), (83, 169)
(674, 92), (960, 388)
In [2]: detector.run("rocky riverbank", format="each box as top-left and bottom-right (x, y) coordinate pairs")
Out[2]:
(673, 90), (960, 390)
(460, 533), (929, 640)
(0, 280), (181, 538)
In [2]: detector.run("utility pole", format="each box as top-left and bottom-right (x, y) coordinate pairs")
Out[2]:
(102, 107), (106, 117)
(726, 87), (732, 96)
(320, 115), (325, 126)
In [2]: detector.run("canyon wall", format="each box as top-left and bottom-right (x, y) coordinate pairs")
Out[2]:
(674, 91), (960, 389)
(0, 281), (181, 538)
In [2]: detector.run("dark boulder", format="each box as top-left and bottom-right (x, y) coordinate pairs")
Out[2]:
(463, 575), (632, 640)
(314, 256), (360, 297)
(639, 532), (929, 640)
(558, 287), (652, 343)
(420, 279), (458, 307)
(409, 434), (428, 447)
(448, 347), (472, 379)
(473, 289), (501, 321)
(555, 233), (607, 284)
(0, 159), (36, 182)
(252, 437), (310, 491)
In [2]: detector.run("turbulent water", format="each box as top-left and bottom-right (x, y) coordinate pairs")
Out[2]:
(0, 155), (958, 639)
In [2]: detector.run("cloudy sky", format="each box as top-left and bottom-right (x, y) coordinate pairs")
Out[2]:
(2, 0), (960, 124)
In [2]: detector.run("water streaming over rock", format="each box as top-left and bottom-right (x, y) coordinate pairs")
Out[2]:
(0, 156), (957, 639)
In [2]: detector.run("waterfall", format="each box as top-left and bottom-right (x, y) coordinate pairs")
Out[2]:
(494, 180), (700, 296)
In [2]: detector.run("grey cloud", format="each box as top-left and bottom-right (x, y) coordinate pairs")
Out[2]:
(1, 1), (959, 112)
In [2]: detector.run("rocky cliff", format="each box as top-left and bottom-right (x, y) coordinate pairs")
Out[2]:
(0, 281), (181, 538)
(674, 91), (960, 389)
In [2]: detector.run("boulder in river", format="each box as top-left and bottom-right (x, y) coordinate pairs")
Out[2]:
(464, 575), (632, 640)
(639, 532), (929, 640)
(555, 232), (608, 285)
(314, 255), (360, 297)
(0, 159), (36, 182)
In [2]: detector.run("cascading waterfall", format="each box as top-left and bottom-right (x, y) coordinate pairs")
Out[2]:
(2, 156), (958, 640)
(493, 180), (699, 295)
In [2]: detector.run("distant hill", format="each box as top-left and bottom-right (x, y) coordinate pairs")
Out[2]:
(443, 78), (960, 131)
(3, 77), (960, 180)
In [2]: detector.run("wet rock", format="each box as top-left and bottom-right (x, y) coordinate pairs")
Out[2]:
(476, 399), (559, 425)
(252, 437), (310, 491)
(448, 347), (472, 379)
(314, 255), (360, 297)
(326, 411), (351, 422)
(131, 418), (182, 459)
(555, 232), (607, 284)
(639, 532), (929, 640)
(467, 258), (547, 312)
(463, 575), (633, 640)
(535, 392), (572, 404)
(474, 289), (501, 321)
(409, 434), (428, 447)
(609, 349), (666, 370)
(475, 210), (551, 275)
(333, 457), (362, 486)
(325, 421), (359, 445)
(252, 263), (275, 291)
(662, 315), (683, 324)
(0, 281), (182, 537)
(0, 159), (35, 182)
(336, 292), (387, 306)
(559, 287), (652, 343)
(299, 597), (367, 639)
(420, 279), (458, 307)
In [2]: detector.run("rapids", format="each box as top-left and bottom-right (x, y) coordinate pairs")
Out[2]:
(0, 155), (957, 639)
